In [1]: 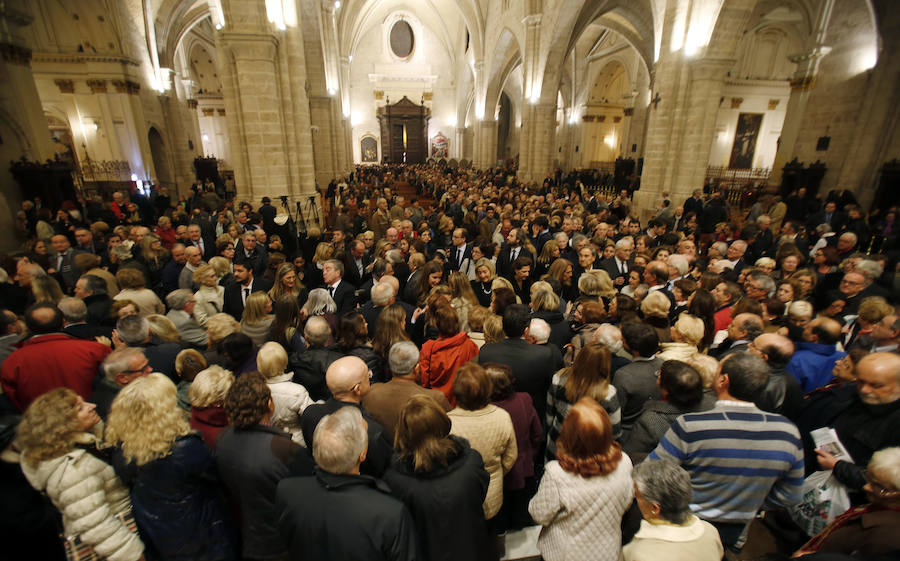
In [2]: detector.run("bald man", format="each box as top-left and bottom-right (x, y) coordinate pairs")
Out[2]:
(798, 353), (900, 492)
(299, 356), (393, 476)
(750, 333), (803, 420)
(786, 317), (847, 393)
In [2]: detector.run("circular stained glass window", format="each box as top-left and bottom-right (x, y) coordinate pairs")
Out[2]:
(390, 20), (414, 58)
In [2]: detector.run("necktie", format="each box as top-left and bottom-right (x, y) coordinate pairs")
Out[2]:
(458, 248), (463, 266)
(328, 286), (334, 297)
(57, 255), (64, 270)
(512, 248), (518, 262)
(242, 287), (250, 304)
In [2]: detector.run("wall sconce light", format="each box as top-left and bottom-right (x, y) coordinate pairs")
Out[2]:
(202, 134), (210, 141)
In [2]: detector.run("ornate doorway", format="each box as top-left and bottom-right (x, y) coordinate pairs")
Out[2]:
(377, 96), (430, 164)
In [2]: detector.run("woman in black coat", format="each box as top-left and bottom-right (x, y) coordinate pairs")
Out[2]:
(383, 395), (492, 561)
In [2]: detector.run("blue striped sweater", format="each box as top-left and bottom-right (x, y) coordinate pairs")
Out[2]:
(648, 401), (804, 524)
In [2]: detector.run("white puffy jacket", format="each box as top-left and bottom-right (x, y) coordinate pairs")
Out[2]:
(20, 434), (144, 561)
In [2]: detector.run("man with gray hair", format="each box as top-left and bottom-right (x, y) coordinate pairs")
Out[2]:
(650, 351), (804, 551)
(74, 274), (113, 327)
(300, 356), (393, 477)
(623, 460), (723, 561)
(90, 347), (151, 418)
(358, 280), (414, 339)
(276, 406), (417, 561)
(179, 245), (205, 290)
(59, 296), (110, 340)
(599, 237), (634, 287)
(165, 289), (208, 348)
(289, 316), (343, 401)
(115, 314), (182, 382)
(362, 341), (451, 439)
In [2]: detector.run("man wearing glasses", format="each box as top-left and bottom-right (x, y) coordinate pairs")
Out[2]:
(90, 347), (151, 418)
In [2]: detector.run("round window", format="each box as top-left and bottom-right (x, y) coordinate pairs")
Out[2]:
(390, 20), (414, 58)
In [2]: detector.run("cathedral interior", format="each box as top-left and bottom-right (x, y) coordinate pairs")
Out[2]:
(0, 0), (897, 250)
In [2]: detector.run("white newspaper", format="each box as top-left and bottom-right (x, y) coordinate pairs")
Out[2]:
(811, 427), (853, 463)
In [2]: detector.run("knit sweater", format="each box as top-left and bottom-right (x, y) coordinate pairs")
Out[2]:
(546, 370), (621, 461)
(448, 405), (517, 519)
(529, 456), (633, 561)
(649, 401), (804, 524)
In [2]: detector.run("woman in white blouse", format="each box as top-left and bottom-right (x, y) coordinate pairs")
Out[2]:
(192, 264), (224, 327)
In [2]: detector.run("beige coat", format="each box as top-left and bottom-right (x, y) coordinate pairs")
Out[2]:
(449, 405), (517, 518)
(621, 516), (723, 561)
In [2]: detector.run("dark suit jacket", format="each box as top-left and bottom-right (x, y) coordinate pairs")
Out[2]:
(359, 301), (415, 339)
(447, 243), (473, 273)
(342, 254), (373, 288)
(496, 246), (534, 282)
(328, 279), (357, 315)
(478, 338), (562, 424)
(402, 270), (421, 305)
(188, 237), (216, 261)
(63, 322), (112, 341)
(237, 246), (268, 278)
(223, 277), (273, 320)
(598, 257), (633, 285)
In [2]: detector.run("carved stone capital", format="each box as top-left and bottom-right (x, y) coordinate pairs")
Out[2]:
(187, 99), (198, 109)
(0, 42), (32, 66)
(623, 107), (634, 117)
(111, 80), (140, 94)
(202, 108), (215, 116)
(789, 75), (816, 92)
(54, 79), (75, 94)
(788, 46), (832, 65)
(86, 79), (107, 93)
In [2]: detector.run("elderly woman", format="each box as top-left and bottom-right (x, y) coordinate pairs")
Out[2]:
(188, 365), (234, 448)
(106, 373), (237, 560)
(659, 313), (706, 362)
(529, 397), (634, 561)
(546, 343), (621, 460)
(16, 389), (145, 561)
(301, 287), (339, 338)
(114, 268), (164, 316)
(567, 300), (607, 364)
(623, 460), (723, 561)
(193, 264), (225, 327)
(419, 303), (479, 405)
(240, 291), (274, 347)
(641, 290), (673, 343)
(203, 313), (241, 368)
(530, 284), (572, 352)
(448, 363), (517, 522)
(383, 395), (491, 561)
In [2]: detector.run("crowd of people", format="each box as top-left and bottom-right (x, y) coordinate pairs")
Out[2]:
(0, 162), (899, 561)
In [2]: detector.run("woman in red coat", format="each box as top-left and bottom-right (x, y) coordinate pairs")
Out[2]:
(419, 302), (478, 406)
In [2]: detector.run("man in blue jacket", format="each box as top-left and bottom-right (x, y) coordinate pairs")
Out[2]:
(786, 317), (846, 393)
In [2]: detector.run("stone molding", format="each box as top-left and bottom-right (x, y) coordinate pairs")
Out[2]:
(220, 33), (279, 61)
(86, 79), (107, 93)
(367, 73), (438, 85)
(32, 53), (139, 66)
(54, 78), (75, 93)
(187, 99), (198, 109)
(110, 80), (141, 94)
(0, 42), (32, 66)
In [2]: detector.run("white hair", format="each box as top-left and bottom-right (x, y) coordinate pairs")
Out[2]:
(594, 324), (624, 354)
(870, 447), (900, 489)
(313, 406), (368, 475)
(528, 318), (551, 344)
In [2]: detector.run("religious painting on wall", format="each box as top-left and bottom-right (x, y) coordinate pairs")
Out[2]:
(360, 136), (378, 162)
(431, 131), (449, 159)
(729, 113), (763, 169)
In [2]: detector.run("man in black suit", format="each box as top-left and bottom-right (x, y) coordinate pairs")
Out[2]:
(73, 274), (114, 327)
(359, 282), (414, 339)
(497, 228), (533, 282)
(530, 215), (553, 253)
(73, 227), (108, 266)
(236, 231), (268, 277)
(186, 224), (216, 261)
(598, 237), (634, 290)
(478, 304), (562, 423)
(59, 297), (111, 340)
(49, 234), (84, 293)
(447, 228), (474, 276)
(807, 201), (847, 235)
(683, 189), (704, 218)
(223, 261), (273, 320)
(342, 240), (372, 288)
(322, 259), (357, 315)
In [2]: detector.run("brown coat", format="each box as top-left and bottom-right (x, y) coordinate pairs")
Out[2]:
(361, 378), (451, 440)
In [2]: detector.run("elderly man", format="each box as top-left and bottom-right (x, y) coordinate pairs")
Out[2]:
(743, 270), (775, 302)
(179, 245), (205, 290)
(115, 314), (183, 382)
(322, 259), (356, 314)
(786, 317), (846, 393)
(342, 239), (371, 288)
(822, 269), (871, 317)
(1, 303), (111, 411)
(58, 296), (110, 340)
(49, 234), (83, 292)
(165, 289), (208, 348)
(187, 224), (215, 260)
(161, 243), (188, 294)
(798, 353), (900, 494)
(712, 313), (764, 360)
(750, 333), (803, 420)
(599, 237), (634, 288)
(650, 352), (804, 550)
(369, 198), (390, 240)
(359, 282), (414, 339)
(726, 239), (748, 274)
(90, 347), (152, 418)
(361, 341), (451, 439)
(74, 274), (114, 327)
(867, 313), (899, 352)
(623, 460), (724, 561)
(299, 356), (393, 477)
(289, 316), (343, 401)
(276, 407), (417, 561)
(239, 231), (268, 277)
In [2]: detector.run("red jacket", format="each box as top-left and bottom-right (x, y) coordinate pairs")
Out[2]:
(419, 332), (479, 406)
(0, 334), (111, 411)
(714, 306), (734, 332)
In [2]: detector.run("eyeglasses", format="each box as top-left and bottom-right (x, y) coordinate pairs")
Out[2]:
(865, 473), (899, 498)
(123, 362), (151, 374)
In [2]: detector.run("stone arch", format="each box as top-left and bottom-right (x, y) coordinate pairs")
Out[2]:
(484, 28), (522, 120)
(147, 126), (175, 188)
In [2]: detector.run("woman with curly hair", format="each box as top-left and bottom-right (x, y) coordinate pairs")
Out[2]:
(17, 388), (144, 561)
(106, 373), (237, 561)
(268, 262), (308, 309)
(530, 397), (633, 561)
(535, 240), (560, 279)
(544, 258), (577, 302)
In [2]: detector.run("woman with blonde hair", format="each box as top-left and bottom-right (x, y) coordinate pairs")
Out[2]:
(308, 242), (334, 288)
(257, 342), (315, 443)
(470, 257), (496, 307)
(17, 388), (144, 561)
(545, 258), (577, 302)
(531, 286), (572, 351)
(240, 291), (274, 346)
(139, 233), (169, 291)
(268, 261), (308, 308)
(106, 373), (236, 560)
(371, 303), (411, 366)
(546, 343), (620, 460)
(193, 264), (224, 327)
(530, 397), (633, 561)
(31, 274), (65, 305)
(641, 290), (673, 343)
(536, 240), (561, 279)
(659, 313), (706, 362)
(188, 365), (234, 447)
(578, 269), (616, 301)
(447, 270), (479, 333)
(146, 314), (181, 343)
(114, 268), (164, 315)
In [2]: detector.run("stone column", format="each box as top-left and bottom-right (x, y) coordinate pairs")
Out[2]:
(517, 13), (542, 182)
(529, 102), (557, 181)
(475, 120), (498, 168)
